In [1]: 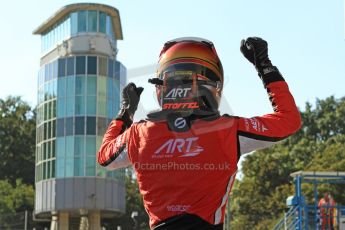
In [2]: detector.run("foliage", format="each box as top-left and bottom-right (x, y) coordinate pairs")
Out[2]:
(0, 96), (37, 228)
(229, 96), (345, 229)
(0, 96), (36, 186)
(0, 179), (35, 229)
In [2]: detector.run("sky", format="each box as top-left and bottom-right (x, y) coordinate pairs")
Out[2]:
(0, 0), (344, 120)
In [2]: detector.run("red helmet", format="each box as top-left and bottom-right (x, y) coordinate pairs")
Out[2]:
(149, 37), (224, 115)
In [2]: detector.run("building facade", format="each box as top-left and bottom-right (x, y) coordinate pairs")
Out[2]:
(33, 3), (126, 229)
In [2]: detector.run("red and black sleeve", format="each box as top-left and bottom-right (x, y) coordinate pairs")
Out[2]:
(97, 119), (133, 169)
(237, 70), (302, 155)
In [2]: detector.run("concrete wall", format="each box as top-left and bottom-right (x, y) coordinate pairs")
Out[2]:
(35, 177), (125, 217)
(40, 33), (117, 66)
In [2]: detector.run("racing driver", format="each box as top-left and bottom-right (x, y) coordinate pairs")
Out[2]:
(97, 37), (302, 229)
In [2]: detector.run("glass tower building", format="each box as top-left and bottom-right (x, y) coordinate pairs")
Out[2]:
(33, 4), (126, 230)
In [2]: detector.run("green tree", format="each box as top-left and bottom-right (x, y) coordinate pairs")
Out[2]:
(0, 179), (35, 229)
(0, 96), (36, 228)
(0, 96), (36, 185)
(229, 96), (345, 229)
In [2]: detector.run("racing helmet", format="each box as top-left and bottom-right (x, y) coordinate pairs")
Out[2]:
(149, 37), (224, 115)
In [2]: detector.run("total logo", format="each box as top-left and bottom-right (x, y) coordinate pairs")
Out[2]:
(153, 137), (204, 158)
(165, 88), (191, 99)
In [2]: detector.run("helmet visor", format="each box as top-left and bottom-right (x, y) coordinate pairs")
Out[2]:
(158, 69), (221, 113)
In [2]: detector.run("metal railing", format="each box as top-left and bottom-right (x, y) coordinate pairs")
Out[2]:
(273, 206), (300, 230)
(273, 205), (345, 230)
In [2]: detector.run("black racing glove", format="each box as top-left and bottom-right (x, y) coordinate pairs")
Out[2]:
(116, 83), (144, 128)
(240, 37), (284, 86)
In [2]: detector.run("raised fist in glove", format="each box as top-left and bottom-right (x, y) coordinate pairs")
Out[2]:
(117, 83), (144, 127)
(240, 37), (284, 85)
(240, 37), (272, 72)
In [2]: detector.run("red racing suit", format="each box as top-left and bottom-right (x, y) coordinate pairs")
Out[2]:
(97, 80), (301, 229)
